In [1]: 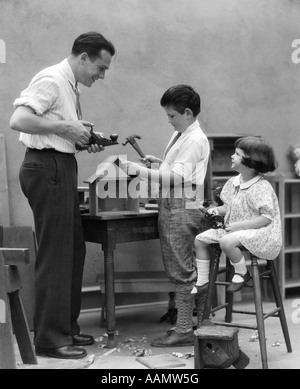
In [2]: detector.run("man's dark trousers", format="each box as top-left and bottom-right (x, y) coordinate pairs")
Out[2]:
(19, 148), (86, 349)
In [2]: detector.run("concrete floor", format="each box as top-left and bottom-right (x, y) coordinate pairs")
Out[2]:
(15, 295), (300, 370)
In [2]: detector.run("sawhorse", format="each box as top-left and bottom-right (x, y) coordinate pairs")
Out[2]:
(0, 248), (37, 369)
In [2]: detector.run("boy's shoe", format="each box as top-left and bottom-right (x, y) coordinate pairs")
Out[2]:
(150, 329), (194, 347)
(227, 271), (251, 293)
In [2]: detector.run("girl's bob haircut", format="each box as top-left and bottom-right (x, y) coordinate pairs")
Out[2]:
(235, 136), (277, 174)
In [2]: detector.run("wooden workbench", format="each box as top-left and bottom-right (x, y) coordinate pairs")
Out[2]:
(81, 210), (161, 348)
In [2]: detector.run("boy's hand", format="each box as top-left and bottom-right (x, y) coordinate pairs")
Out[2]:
(119, 158), (139, 174)
(140, 155), (162, 168)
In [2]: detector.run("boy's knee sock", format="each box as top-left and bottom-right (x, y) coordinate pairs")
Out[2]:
(230, 256), (247, 283)
(175, 292), (194, 333)
(195, 292), (207, 327)
(191, 259), (210, 293)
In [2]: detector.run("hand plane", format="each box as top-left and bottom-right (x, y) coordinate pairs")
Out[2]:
(76, 124), (118, 151)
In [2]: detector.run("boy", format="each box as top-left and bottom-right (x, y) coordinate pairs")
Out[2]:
(121, 85), (210, 346)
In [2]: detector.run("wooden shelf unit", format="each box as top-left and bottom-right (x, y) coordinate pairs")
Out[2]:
(280, 178), (300, 298)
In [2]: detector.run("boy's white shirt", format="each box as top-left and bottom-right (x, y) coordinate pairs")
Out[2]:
(159, 120), (210, 205)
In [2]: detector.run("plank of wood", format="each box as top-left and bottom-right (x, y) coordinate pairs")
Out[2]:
(0, 134), (10, 226)
(136, 354), (186, 369)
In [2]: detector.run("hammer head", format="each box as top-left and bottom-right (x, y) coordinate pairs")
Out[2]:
(122, 134), (142, 146)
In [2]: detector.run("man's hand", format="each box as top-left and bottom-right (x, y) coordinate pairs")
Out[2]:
(62, 120), (92, 147)
(10, 106), (104, 153)
(85, 128), (105, 153)
(86, 140), (105, 153)
(64, 121), (105, 152)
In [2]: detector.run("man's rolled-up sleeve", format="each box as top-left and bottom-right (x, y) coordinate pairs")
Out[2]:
(13, 75), (59, 116)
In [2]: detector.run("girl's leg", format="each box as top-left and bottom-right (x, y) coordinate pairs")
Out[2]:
(191, 238), (211, 294)
(219, 235), (249, 285)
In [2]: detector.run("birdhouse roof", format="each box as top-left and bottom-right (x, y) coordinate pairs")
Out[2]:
(84, 155), (138, 184)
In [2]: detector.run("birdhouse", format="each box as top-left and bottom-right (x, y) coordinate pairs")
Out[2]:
(84, 155), (141, 215)
(194, 325), (249, 369)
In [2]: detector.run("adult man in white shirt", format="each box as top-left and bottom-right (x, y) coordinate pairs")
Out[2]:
(10, 32), (115, 359)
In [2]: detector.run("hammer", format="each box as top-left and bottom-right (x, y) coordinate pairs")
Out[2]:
(122, 134), (146, 158)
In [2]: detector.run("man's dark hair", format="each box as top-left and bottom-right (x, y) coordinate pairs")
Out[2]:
(235, 136), (277, 174)
(160, 85), (201, 117)
(72, 31), (115, 59)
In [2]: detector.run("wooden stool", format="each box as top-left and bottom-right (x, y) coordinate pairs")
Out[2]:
(194, 324), (250, 369)
(0, 248), (37, 369)
(201, 244), (292, 369)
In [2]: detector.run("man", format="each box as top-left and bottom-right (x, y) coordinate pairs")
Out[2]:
(10, 32), (115, 359)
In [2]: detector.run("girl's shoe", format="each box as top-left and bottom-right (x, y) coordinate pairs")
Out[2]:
(227, 271), (251, 293)
(182, 283), (209, 303)
(191, 283), (209, 297)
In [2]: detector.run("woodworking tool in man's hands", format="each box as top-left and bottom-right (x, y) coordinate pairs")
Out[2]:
(76, 123), (119, 151)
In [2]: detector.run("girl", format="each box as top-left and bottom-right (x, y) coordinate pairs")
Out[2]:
(191, 136), (282, 296)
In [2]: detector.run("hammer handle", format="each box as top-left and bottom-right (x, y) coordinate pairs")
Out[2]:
(132, 141), (146, 159)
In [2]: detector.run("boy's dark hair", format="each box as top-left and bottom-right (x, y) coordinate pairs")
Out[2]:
(72, 31), (115, 60)
(160, 85), (201, 117)
(235, 136), (277, 174)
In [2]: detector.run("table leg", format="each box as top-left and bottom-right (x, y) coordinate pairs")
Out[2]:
(103, 227), (116, 348)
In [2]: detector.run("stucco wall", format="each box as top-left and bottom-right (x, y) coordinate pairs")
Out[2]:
(1, 0), (300, 285)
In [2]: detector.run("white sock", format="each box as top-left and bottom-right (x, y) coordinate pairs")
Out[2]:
(191, 259), (210, 293)
(230, 256), (247, 283)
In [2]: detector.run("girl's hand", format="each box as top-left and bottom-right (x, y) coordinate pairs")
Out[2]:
(225, 222), (245, 233)
(207, 207), (219, 216)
